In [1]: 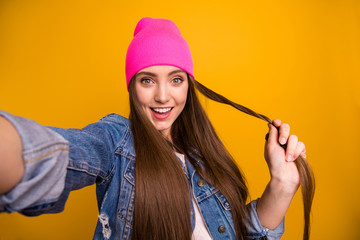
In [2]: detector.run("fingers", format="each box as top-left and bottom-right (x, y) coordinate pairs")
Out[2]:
(285, 135), (298, 161)
(272, 119), (290, 145)
(267, 123), (278, 144)
(286, 138), (307, 161)
(269, 119), (306, 161)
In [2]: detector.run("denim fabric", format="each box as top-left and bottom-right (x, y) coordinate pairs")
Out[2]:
(0, 111), (284, 240)
(0, 112), (69, 213)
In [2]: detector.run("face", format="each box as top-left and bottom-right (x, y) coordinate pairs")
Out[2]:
(134, 65), (189, 140)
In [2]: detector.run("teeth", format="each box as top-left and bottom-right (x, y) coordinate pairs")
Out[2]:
(152, 107), (172, 113)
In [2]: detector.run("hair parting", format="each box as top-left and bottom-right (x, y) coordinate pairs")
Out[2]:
(192, 76), (315, 240)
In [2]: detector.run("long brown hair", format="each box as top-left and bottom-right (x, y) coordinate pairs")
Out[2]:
(129, 75), (315, 240)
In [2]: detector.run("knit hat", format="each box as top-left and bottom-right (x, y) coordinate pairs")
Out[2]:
(125, 17), (194, 90)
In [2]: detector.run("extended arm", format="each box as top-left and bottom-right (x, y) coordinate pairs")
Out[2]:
(0, 111), (127, 216)
(257, 119), (306, 229)
(0, 116), (24, 194)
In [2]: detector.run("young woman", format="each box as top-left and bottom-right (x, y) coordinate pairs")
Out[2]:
(0, 17), (314, 240)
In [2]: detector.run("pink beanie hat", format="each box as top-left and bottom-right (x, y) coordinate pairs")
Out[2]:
(125, 17), (194, 90)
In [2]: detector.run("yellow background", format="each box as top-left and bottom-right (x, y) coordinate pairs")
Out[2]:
(0, 0), (359, 239)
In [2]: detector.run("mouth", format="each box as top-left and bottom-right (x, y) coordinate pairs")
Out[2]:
(151, 107), (173, 113)
(150, 107), (173, 119)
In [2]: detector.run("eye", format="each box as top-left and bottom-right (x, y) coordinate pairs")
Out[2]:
(140, 78), (153, 84)
(172, 77), (183, 84)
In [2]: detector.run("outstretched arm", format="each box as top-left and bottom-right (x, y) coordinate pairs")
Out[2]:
(257, 119), (306, 229)
(0, 116), (24, 194)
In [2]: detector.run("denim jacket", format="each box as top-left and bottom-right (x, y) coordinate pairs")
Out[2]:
(0, 111), (284, 240)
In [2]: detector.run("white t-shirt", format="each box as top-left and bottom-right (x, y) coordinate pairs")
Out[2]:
(175, 152), (213, 240)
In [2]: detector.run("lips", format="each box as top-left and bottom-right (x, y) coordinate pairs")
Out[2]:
(150, 107), (173, 120)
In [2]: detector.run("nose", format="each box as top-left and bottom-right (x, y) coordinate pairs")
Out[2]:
(154, 83), (170, 103)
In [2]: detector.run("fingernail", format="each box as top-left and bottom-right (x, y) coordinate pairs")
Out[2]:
(286, 154), (294, 161)
(268, 123), (271, 129)
(280, 137), (286, 145)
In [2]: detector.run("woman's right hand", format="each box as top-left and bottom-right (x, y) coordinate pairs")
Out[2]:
(0, 116), (24, 194)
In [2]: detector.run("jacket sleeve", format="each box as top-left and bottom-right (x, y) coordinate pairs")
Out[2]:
(245, 198), (285, 240)
(0, 111), (124, 216)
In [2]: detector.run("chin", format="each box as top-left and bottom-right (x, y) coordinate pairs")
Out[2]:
(154, 124), (171, 135)
(156, 126), (170, 132)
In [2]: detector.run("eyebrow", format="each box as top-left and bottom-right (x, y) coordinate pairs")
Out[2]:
(136, 69), (186, 77)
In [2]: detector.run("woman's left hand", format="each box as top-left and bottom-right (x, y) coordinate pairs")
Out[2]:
(264, 119), (306, 194)
(257, 119), (306, 229)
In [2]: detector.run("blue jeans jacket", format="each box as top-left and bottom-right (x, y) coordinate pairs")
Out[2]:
(0, 111), (284, 240)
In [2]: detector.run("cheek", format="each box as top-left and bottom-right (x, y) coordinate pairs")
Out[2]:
(135, 87), (151, 107)
(181, 85), (189, 105)
(177, 82), (188, 104)
(175, 88), (188, 110)
(180, 93), (187, 105)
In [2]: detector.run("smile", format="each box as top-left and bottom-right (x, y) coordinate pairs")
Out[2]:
(151, 107), (173, 114)
(150, 107), (173, 120)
